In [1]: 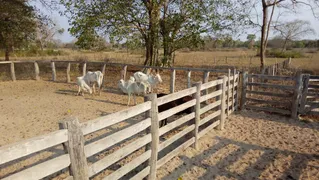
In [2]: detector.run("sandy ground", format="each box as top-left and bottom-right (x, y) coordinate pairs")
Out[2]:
(157, 111), (319, 180)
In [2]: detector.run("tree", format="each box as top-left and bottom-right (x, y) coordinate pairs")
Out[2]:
(36, 22), (64, 51)
(247, 34), (256, 49)
(0, 0), (37, 61)
(274, 19), (315, 52)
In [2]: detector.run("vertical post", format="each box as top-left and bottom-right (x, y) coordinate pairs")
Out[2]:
(236, 71), (240, 111)
(203, 71), (210, 104)
(240, 71), (248, 110)
(10, 62), (16, 81)
(218, 76), (227, 130)
(170, 69), (176, 93)
(291, 72), (303, 119)
(300, 74), (310, 114)
(82, 62), (87, 76)
(148, 94), (159, 180)
(251, 75), (255, 91)
(287, 57), (291, 68)
(227, 69), (231, 116)
(67, 62), (71, 83)
(34, 61), (40, 81)
(193, 82), (201, 150)
(232, 69), (236, 112)
(51, 61), (56, 81)
(272, 65), (275, 76)
(59, 117), (89, 180)
(100, 63), (106, 89)
(121, 65), (127, 80)
(187, 70), (192, 88)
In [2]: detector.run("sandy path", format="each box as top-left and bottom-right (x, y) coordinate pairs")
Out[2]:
(157, 111), (319, 180)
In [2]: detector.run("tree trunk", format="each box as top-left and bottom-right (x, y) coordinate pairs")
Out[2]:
(282, 38), (288, 52)
(260, 1), (268, 72)
(5, 46), (10, 61)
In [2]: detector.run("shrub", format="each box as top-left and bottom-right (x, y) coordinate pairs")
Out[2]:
(256, 48), (305, 58)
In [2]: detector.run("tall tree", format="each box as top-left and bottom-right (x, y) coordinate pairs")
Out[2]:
(274, 19), (315, 52)
(247, 34), (256, 49)
(0, 0), (38, 61)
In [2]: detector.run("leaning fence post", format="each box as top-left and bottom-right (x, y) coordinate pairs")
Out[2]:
(291, 72), (303, 119)
(10, 62), (16, 81)
(59, 117), (89, 180)
(300, 74), (310, 114)
(203, 71), (210, 104)
(240, 71), (248, 110)
(148, 94), (159, 180)
(170, 69), (176, 93)
(51, 61), (56, 81)
(218, 76), (227, 130)
(67, 62), (71, 83)
(187, 70), (192, 88)
(192, 81), (201, 150)
(121, 65), (127, 80)
(227, 69), (231, 116)
(34, 61), (40, 81)
(82, 62), (87, 76)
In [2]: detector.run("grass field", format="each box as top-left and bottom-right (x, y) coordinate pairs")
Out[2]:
(1, 48), (319, 73)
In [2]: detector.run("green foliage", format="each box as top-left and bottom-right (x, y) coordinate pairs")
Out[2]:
(263, 49), (305, 58)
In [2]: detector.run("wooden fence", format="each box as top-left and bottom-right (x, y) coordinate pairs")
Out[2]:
(263, 58), (291, 76)
(0, 74), (239, 180)
(300, 75), (319, 115)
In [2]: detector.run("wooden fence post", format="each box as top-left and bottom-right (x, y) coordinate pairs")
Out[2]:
(148, 94), (159, 180)
(203, 71), (209, 104)
(121, 65), (127, 80)
(66, 63), (71, 83)
(170, 69), (176, 93)
(34, 61), (40, 81)
(100, 63), (106, 89)
(287, 57), (291, 68)
(232, 69), (236, 112)
(59, 117), (89, 180)
(82, 62), (87, 76)
(240, 71), (248, 110)
(51, 61), (56, 81)
(236, 71), (240, 111)
(193, 82), (201, 150)
(187, 71), (191, 88)
(291, 72), (303, 119)
(218, 76), (227, 130)
(251, 74), (255, 91)
(227, 69), (230, 116)
(300, 74), (310, 114)
(10, 62), (16, 81)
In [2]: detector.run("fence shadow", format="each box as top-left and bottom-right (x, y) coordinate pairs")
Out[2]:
(162, 136), (319, 180)
(55, 89), (78, 96)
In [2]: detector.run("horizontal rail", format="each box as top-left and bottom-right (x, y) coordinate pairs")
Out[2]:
(200, 79), (223, 90)
(200, 100), (221, 115)
(198, 120), (220, 138)
(158, 99), (196, 121)
(309, 79), (319, 82)
(199, 110), (221, 126)
(247, 74), (295, 81)
(103, 150), (151, 180)
(81, 101), (151, 135)
(246, 98), (291, 107)
(247, 82), (294, 90)
(88, 134), (151, 177)
(159, 113), (195, 136)
(159, 125), (195, 151)
(200, 90), (222, 103)
(157, 87), (196, 106)
(0, 130), (68, 165)
(3, 154), (70, 180)
(85, 118), (151, 157)
(308, 84), (319, 89)
(246, 105), (291, 115)
(157, 137), (195, 168)
(246, 90), (291, 97)
(130, 166), (150, 180)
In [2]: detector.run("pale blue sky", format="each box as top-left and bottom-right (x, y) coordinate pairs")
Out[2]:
(41, 3), (319, 43)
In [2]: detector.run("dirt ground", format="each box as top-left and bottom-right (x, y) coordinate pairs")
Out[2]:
(157, 111), (319, 180)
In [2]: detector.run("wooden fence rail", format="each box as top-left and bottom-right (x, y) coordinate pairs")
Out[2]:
(0, 75), (239, 180)
(300, 74), (319, 115)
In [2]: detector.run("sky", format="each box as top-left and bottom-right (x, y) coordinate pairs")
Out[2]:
(39, 2), (319, 43)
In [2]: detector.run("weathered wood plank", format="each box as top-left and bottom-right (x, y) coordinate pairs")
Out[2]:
(246, 105), (291, 115)
(3, 154), (70, 180)
(203, 71), (210, 103)
(10, 62), (16, 81)
(170, 69), (176, 93)
(299, 74), (310, 113)
(193, 82), (201, 150)
(247, 82), (294, 90)
(157, 87), (196, 106)
(199, 110), (221, 126)
(246, 90), (291, 97)
(121, 65), (127, 80)
(34, 62), (40, 80)
(291, 73), (303, 119)
(130, 166), (150, 180)
(158, 99), (196, 121)
(200, 100), (221, 115)
(0, 130), (68, 165)
(198, 120), (220, 138)
(218, 76), (227, 130)
(232, 69), (236, 112)
(159, 113), (195, 136)
(82, 62), (87, 76)
(200, 79), (223, 90)
(240, 72), (248, 110)
(187, 71), (191, 88)
(157, 137), (195, 168)
(81, 101), (151, 135)
(88, 134), (151, 177)
(66, 63), (71, 83)
(200, 90), (222, 103)
(227, 69), (231, 116)
(247, 74), (295, 81)
(103, 150), (151, 180)
(51, 61), (56, 81)
(85, 118), (151, 157)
